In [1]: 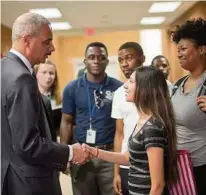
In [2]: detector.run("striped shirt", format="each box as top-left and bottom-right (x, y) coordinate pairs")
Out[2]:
(128, 117), (168, 195)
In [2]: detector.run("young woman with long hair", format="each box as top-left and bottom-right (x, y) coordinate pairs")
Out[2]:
(82, 66), (178, 195)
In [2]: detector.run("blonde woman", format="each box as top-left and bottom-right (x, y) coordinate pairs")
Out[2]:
(34, 59), (61, 108)
(34, 59), (61, 141)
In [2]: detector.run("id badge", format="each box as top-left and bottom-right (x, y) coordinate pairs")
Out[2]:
(86, 129), (96, 144)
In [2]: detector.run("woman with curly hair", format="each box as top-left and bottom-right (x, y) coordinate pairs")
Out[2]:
(170, 18), (206, 195)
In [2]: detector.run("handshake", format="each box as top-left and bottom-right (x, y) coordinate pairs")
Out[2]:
(70, 143), (99, 165)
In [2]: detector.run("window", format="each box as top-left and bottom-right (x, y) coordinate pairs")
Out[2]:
(140, 29), (162, 66)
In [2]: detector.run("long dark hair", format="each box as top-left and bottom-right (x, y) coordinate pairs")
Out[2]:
(134, 66), (178, 184)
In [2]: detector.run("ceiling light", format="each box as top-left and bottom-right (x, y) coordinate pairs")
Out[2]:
(51, 22), (72, 30)
(30, 8), (62, 18)
(140, 17), (165, 25)
(149, 2), (181, 13)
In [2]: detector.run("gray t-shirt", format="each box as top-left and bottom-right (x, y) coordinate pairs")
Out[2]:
(172, 71), (206, 167)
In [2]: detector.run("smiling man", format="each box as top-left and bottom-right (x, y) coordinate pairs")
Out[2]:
(60, 42), (122, 195)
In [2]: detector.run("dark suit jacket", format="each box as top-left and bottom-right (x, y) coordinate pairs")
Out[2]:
(1, 52), (69, 195)
(41, 94), (57, 142)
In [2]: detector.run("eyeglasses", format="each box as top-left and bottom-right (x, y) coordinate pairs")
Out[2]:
(94, 90), (104, 109)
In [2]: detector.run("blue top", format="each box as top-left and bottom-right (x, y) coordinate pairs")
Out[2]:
(62, 74), (123, 145)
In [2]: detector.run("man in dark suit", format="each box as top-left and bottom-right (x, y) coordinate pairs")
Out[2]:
(1, 12), (87, 195)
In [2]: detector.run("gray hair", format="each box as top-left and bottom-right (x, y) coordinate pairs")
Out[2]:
(12, 12), (50, 42)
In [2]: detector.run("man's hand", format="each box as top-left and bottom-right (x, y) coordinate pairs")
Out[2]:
(71, 143), (88, 164)
(113, 173), (122, 195)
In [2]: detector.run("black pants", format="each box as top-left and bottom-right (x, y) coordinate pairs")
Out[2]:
(120, 168), (129, 195)
(193, 164), (206, 195)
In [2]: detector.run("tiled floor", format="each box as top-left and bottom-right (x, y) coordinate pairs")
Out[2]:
(60, 172), (73, 195)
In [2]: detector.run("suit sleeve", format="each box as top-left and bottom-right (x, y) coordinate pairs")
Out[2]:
(7, 74), (69, 171)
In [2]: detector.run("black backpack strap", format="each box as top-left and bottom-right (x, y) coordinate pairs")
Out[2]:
(172, 75), (206, 114)
(171, 76), (188, 97)
(198, 78), (206, 114)
(198, 78), (206, 96)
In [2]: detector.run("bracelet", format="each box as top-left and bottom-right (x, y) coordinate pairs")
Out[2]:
(95, 148), (99, 157)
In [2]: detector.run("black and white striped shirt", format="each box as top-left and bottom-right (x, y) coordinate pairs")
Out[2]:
(128, 117), (167, 195)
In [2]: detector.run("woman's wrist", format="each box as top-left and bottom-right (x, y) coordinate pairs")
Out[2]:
(91, 147), (99, 157)
(95, 148), (99, 157)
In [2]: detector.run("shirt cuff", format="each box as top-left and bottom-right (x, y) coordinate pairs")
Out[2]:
(68, 145), (73, 161)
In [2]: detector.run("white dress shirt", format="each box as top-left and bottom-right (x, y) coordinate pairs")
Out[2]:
(10, 49), (33, 74)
